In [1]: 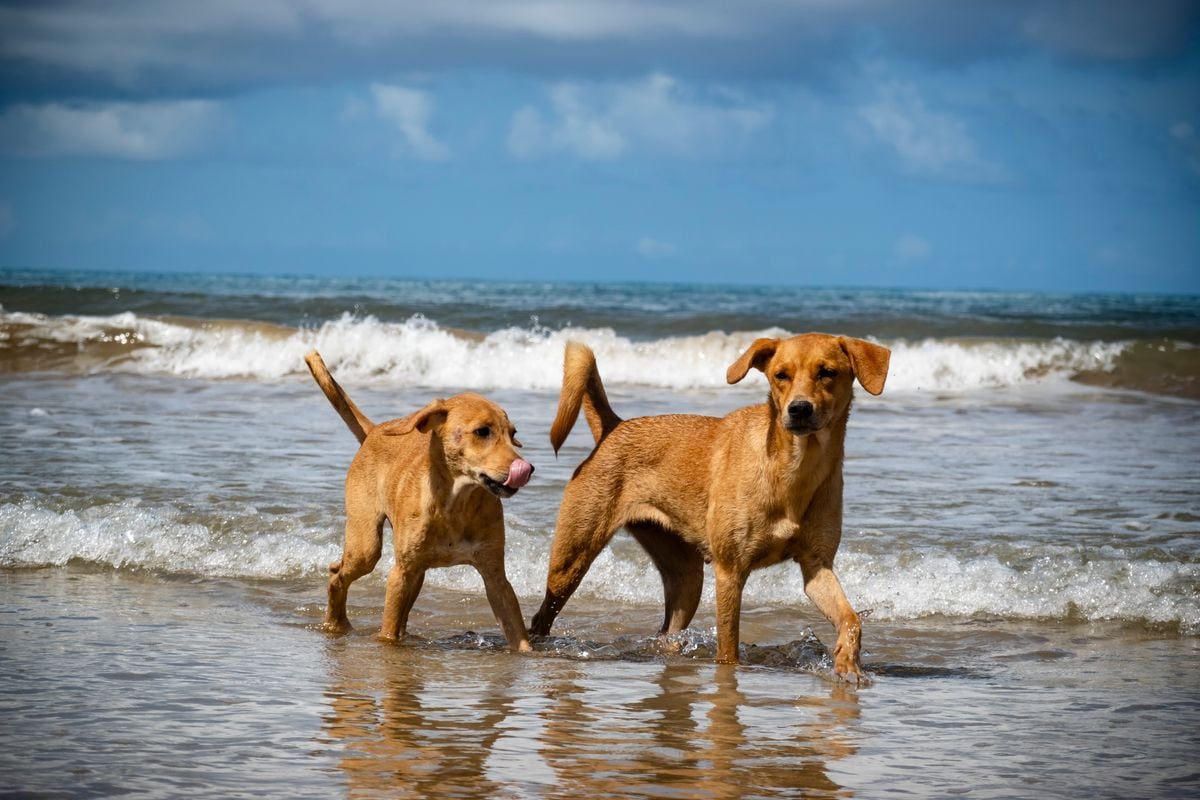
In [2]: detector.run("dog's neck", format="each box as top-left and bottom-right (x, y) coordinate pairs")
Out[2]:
(765, 396), (850, 492)
(426, 435), (488, 509)
(426, 435), (459, 494)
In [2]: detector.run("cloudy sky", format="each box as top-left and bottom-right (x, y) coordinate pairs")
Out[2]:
(0, 1), (1198, 292)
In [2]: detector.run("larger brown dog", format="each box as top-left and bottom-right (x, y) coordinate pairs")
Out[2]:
(305, 351), (533, 652)
(529, 334), (889, 682)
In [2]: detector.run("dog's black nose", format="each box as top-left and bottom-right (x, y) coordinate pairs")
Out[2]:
(788, 400), (815, 419)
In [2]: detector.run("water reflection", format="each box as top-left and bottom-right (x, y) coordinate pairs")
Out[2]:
(322, 641), (860, 798)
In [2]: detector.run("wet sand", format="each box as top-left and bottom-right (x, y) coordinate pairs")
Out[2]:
(3, 568), (1197, 799)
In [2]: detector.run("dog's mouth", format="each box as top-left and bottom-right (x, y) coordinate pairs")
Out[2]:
(480, 474), (519, 499)
(784, 416), (825, 435)
(478, 457), (533, 499)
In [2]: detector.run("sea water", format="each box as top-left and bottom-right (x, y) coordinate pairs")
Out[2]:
(2, 268), (1198, 798)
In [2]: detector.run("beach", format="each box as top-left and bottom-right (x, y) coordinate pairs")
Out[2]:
(2, 269), (1198, 798)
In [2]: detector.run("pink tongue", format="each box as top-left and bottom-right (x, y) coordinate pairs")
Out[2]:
(503, 458), (533, 489)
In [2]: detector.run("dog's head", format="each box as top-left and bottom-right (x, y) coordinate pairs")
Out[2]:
(726, 333), (890, 435)
(384, 393), (533, 498)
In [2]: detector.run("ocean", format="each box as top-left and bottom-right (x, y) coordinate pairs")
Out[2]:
(1, 267), (1198, 798)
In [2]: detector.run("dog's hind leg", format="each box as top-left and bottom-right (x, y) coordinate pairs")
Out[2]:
(627, 523), (704, 636)
(324, 509), (385, 633)
(529, 499), (619, 636)
(380, 562), (425, 642)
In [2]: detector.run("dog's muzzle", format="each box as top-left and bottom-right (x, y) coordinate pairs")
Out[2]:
(784, 399), (820, 434)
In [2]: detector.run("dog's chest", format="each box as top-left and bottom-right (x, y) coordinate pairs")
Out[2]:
(417, 520), (493, 567)
(743, 516), (803, 568)
(397, 490), (500, 568)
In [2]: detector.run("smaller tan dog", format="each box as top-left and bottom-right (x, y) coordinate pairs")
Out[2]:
(305, 351), (533, 651)
(529, 334), (888, 682)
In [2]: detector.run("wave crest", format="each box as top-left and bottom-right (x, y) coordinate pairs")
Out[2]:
(3, 500), (1195, 631)
(2, 309), (1142, 393)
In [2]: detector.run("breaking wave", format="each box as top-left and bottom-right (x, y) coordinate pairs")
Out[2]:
(1, 308), (1162, 394)
(2, 500), (1195, 632)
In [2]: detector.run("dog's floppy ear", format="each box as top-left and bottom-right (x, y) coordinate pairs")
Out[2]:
(382, 399), (450, 436)
(726, 337), (779, 384)
(839, 337), (890, 396)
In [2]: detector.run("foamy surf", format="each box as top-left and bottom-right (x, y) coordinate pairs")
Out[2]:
(2, 308), (1133, 393)
(0, 499), (339, 580)
(3, 499), (1194, 632)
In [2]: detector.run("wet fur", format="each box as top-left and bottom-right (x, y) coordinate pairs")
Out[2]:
(530, 334), (889, 682)
(305, 350), (532, 651)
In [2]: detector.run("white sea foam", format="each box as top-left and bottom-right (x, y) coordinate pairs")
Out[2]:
(3, 309), (1128, 392)
(0, 500), (339, 580)
(3, 500), (1195, 631)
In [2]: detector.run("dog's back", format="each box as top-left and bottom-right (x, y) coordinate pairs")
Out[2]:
(548, 342), (727, 529)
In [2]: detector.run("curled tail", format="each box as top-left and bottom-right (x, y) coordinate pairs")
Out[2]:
(304, 350), (374, 444)
(550, 341), (622, 454)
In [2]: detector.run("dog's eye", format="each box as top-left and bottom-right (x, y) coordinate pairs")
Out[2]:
(818, 367), (839, 380)
(474, 426), (492, 438)
(774, 370), (790, 382)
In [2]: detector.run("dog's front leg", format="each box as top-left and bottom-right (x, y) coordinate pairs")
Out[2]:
(380, 563), (425, 641)
(713, 562), (749, 664)
(798, 557), (864, 684)
(477, 562), (532, 653)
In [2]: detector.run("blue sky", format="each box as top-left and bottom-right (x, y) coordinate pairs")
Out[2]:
(0, 1), (1198, 293)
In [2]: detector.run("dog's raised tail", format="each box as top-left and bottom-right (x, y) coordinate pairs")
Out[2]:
(304, 350), (374, 444)
(550, 341), (622, 454)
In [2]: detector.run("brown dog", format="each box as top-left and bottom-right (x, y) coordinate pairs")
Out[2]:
(305, 351), (533, 652)
(529, 334), (889, 682)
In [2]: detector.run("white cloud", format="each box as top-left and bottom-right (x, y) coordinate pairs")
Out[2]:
(895, 233), (931, 262)
(305, 0), (733, 44)
(0, 100), (222, 159)
(635, 236), (677, 258)
(2, 1), (1195, 97)
(370, 83), (450, 161)
(857, 77), (1005, 182)
(508, 72), (771, 160)
(508, 85), (625, 159)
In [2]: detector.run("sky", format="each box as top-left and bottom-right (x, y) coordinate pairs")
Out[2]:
(0, 1), (1198, 293)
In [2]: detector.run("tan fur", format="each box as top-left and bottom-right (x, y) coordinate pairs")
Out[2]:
(304, 350), (532, 651)
(530, 334), (889, 683)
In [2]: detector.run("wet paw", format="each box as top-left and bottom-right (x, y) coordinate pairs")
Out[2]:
(834, 668), (870, 686)
(321, 621), (353, 636)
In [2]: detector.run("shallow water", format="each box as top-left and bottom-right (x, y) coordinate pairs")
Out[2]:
(3, 568), (1197, 799)
(2, 272), (1199, 797)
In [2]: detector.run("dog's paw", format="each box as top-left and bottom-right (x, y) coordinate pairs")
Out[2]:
(834, 667), (871, 687)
